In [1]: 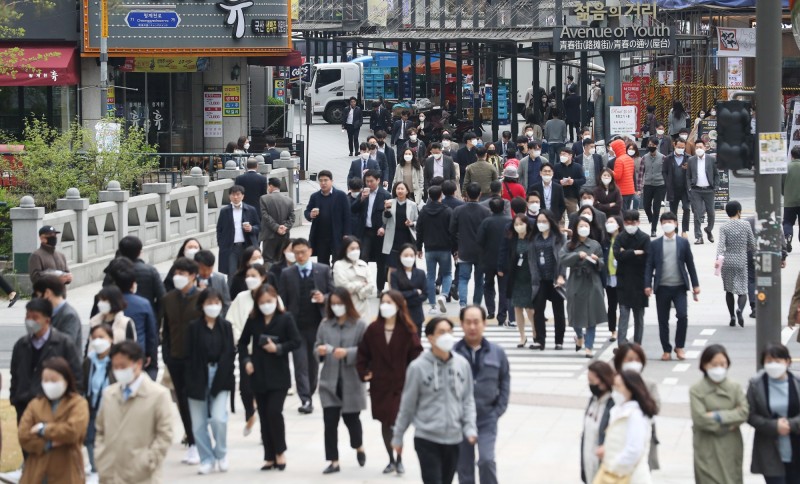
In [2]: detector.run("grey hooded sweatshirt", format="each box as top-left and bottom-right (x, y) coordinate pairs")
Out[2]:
(392, 350), (478, 447)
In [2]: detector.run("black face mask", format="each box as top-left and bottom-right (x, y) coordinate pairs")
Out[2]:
(647, 146), (657, 153)
(46, 236), (57, 247)
(589, 384), (604, 397)
(377, 140), (385, 146)
(487, 150), (497, 156)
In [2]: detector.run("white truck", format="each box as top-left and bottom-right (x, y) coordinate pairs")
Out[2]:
(306, 62), (365, 124)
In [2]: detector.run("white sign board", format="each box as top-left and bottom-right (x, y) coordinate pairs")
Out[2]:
(717, 27), (756, 57)
(758, 132), (788, 175)
(95, 121), (120, 153)
(609, 106), (638, 135)
(656, 71), (674, 84)
(727, 57), (743, 88)
(203, 86), (223, 138)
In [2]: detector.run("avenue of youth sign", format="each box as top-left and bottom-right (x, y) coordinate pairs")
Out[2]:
(553, 25), (674, 52)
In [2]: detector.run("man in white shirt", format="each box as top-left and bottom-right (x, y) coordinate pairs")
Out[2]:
(686, 140), (719, 245)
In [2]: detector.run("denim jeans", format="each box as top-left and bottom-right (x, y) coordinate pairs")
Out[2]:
(426, 250), (453, 305)
(458, 261), (484, 308)
(573, 325), (597, 350)
(188, 364), (230, 465)
(655, 285), (688, 353)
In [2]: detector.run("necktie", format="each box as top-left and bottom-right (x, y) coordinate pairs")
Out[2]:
(302, 268), (309, 279)
(402, 122), (405, 136)
(123, 387), (132, 401)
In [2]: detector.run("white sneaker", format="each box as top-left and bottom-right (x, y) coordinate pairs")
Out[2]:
(184, 445), (201, 465)
(0, 469), (22, 483)
(218, 456), (229, 472)
(197, 461), (214, 475)
(436, 295), (447, 314)
(86, 472), (99, 484)
(427, 306), (440, 316)
(288, 387), (295, 396)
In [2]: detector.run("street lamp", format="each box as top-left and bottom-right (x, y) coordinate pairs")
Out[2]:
(231, 64), (240, 81)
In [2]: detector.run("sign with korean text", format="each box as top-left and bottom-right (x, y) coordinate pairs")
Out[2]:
(727, 58), (743, 88)
(759, 132), (789, 175)
(621, 82), (642, 128)
(106, 86), (115, 114)
(717, 27), (756, 58)
(273, 78), (286, 102)
(204, 86), (223, 138)
(789, 103), (800, 155)
(609, 106), (638, 135)
(125, 11), (181, 28)
(251, 19), (288, 36)
(553, 25), (674, 53)
(223, 85), (241, 117)
(118, 57), (210, 73)
(573, 1), (657, 21)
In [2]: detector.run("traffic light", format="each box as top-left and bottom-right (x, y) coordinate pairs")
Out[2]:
(715, 100), (754, 170)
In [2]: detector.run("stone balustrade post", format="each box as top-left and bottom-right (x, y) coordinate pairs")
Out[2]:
(216, 160), (242, 185)
(56, 188), (90, 263)
(142, 183), (171, 243)
(98, 180), (130, 240)
(10, 195), (44, 274)
(273, 151), (296, 194)
(183, 167), (210, 232)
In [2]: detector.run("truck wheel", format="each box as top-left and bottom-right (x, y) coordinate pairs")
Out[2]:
(323, 103), (346, 124)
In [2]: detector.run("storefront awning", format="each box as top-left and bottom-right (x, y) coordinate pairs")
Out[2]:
(0, 44), (79, 86)
(247, 50), (304, 67)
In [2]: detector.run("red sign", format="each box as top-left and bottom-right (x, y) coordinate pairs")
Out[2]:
(622, 81), (642, 128)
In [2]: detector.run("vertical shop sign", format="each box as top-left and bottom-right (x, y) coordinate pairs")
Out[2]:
(204, 86), (223, 138)
(223, 85), (241, 116)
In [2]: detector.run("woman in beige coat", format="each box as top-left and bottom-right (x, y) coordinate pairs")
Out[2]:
(393, 148), (424, 203)
(333, 236), (374, 319)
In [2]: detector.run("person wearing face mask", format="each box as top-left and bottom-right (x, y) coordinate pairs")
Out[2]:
(233, 135), (250, 168)
(193, 250), (232, 316)
(348, 142), (381, 182)
(163, 238), (203, 290)
(530, 210), (567, 349)
(748, 344), (800, 483)
(652, 123), (673, 157)
(82, 324), (115, 475)
(644, 212), (700, 361)
(239, 284), (301, 471)
(343, 97), (363, 157)
(423, 143), (457, 200)
(333, 236), (373, 318)
(366, 136), (390, 185)
(716, 201), (756, 328)
(663, 138), (692, 237)
(228, 246), (266, 300)
(217, 185), (261, 275)
(268, 238), (295, 282)
(595, 371), (657, 483)
(390, 244), (428, 332)
(687, 139), (719, 245)
(560, 217), (607, 358)
(392, 317), (477, 484)
(96, 341), (173, 482)
(581, 361), (616, 483)
(314, 288), (369, 474)
(416, 112), (431, 143)
(601, 215), (622, 342)
(576, 204), (605, 243)
(235, 157), (268, 220)
(29, 225), (72, 286)
(352, 171), (391, 291)
(159, 257), (204, 463)
(441, 132), (459, 157)
(454, 131), (479, 182)
(689, 344), (748, 484)
(593, 167), (623, 218)
(639, 136), (667, 237)
(89, 285), (137, 345)
(185, 288), (236, 474)
(576, 137), (603, 189)
(612, 211), (651, 345)
(383, 182), (420, 285)
(259, 177), (296, 265)
(498, 214), (537, 347)
(32, 275), (82, 353)
(532, 163), (566, 223)
(569, 189), (608, 229)
(394, 148), (425, 203)
(18, 356), (89, 484)
(554, 148), (586, 215)
(404, 127), (426, 160)
(609, 139), (636, 210)
(518, 140), (548, 189)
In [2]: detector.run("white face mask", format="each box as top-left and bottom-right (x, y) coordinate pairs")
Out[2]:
(577, 226), (591, 237)
(113, 367), (135, 387)
(525, 131), (534, 137)
(97, 300), (112, 315)
(400, 256), (416, 268)
(710, 110), (717, 116)
(433, 153), (442, 160)
(259, 302), (277, 315)
(656, 129), (665, 135)
(360, 152), (370, 160)
(675, 148), (685, 156)
(601, 176), (612, 186)
(419, 116), (425, 121)
(347, 250), (361, 262)
(203, 304), (223, 318)
(244, 142), (250, 150)
(532, 150), (541, 157)
(611, 389), (627, 405)
(765, 362), (789, 380)
(624, 224), (639, 235)
(42, 380), (67, 401)
(679, 134), (688, 141)
(379, 303), (398, 319)
(184, 248), (199, 260)
(514, 224), (527, 234)
(622, 361), (643, 373)
(560, 155), (569, 164)
(403, 154), (413, 162)
(537, 222), (550, 232)
(589, 147), (596, 155)
(605, 222), (619, 234)
(331, 304), (347, 317)
(91, 338), (111, 355)
(435, 332), (456, 352)
(696, 148), (706, 157)
(529, 202), (540, 213)
(582, 213), (593, 222)
(251, 258), (264, 267)
(284, 252), (296, 263)
(172, 274), (190, 290)
(627, 149), (637, 157)
(409, 135), (418, 142)
(706, 366), (727, 383)
(541, 175), (552, 183)
(245, 277), (262, 290)
(581, 199), (593, 207)
(442, 140), (451, 147)
(661, 222), (676, 234)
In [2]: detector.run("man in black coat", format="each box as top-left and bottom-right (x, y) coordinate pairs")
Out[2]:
(477, 197), (513, 324)
(391, 110), (412, 147)
(102, 235), (166, 316)
(450, 183), (491, 307)
(423, 142), (458, 200)
(369, 101), (392, 133)
(347, 142), (380, 182)
(342, 96), (363, 157)
(416, 185), (452, 315)
(351, 170), (391, 290)
(532, 162), (567, 223)
(304, 170), (351, 266)
(375, 130), (396, 188)
(662, 138), (691, 237)
(216, 185), (260, 275)
(366, 135), (389, 184)
(453, 132), (478, 181)
(612, 210), (651, 345)
(234, 157), (267, 218)
(576, 138), (604, 189)
(493, 131), (516, 160)
(263, 135), (282, 165)
(563, 88), (581, 142)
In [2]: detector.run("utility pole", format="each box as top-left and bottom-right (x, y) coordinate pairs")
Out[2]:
(754, 0), (783, 367)
(100, 0), (109, 118)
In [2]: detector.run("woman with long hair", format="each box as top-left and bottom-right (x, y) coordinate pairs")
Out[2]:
(499, 214), (536, 348)
(530, 209), (567, 350)
(238, 284), (302, 471)
(19, 356), (89, 483)
(356, 290), (423, 475)
(602, 215), (622, 343)
(89, 285), (137, 345)
(83, 324), (115, 475)
(382, 182), (419, 280)
(581, 361), (615, 483)
(594, 167), (623, 217)
(560, 216), (607, 358)
(268, 238), (295, 284)
(164, 238), (203, 291)
(389, 244), (427, 333)
(669, 101), (689, 137)
(315, 288), (368, 474)
(228, 246), (266, 300)
(576, 204), (605, 244)
(333, 236), (373, 319)
(393, 148), (424, 203)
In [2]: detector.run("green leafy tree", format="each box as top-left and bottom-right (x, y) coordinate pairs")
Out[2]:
(0, 1), (60, 78)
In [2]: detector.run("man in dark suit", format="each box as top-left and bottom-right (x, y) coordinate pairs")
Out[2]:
(370, 101), (391, 133)
(343, 96), (363, 157)
(391, 110), (412, 147)
(662, 137), (691, 237)
(234, 157), (267, 218)
(423, 142), (457, 200)
(366, 135), (389, 184)
(375, 130), (396, 188)
(654, 122), (674, 157)
(263, 135), (282, 165)
(686, 139), (719, 244)
(531, 163), (566, 222)
(572, 127), (592, 157)
(259, 178), (296, 264)
(279, 238), (334, 414)
(494, 131), (516, 160)
(348, 142), (380, 182)
(351, 170), (391, 291)
(576, 138), (604, 189)
(454, 132), (478, 181)
(644, 212), (700, 362)
(216, 185), (260, 275)
(304, 170), (351, 266)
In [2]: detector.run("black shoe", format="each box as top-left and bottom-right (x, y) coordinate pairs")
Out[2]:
(383, 462), (396, 474)
(749, 308), (756, 318)
(323, 464), (340, 474)
(497, 317), (506, 326)
(651, 231), (657, 238)
(555, 344), (563, 350)
(348, 152), (353, 157)
(695, 238), (704, 245)
(357, 451), (366, 467)
(261, 463), (275, 471)
(516, 338), (528, 348)
(506, 321), (517, 328)
(729, 317), (736, 327)
(736, 309), (745, 327)
(435, 284), (441, 295)
(529, 342), (542, 350)
(298, 401), (313, 414)
(445, 294), (452, 303)
(487, 313), (495, 320)
(450, 291), (459, 301)
(276, 463), (286, 471)
(705, 229), (714, 243)
(787, 235), (794, 253)
(395, 461), (405, 475)
(7, 292), (19, 308)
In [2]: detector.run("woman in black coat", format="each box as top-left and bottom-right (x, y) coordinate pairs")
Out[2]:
(185, 288), (236, 472)
(238, 284), (301, 471)
(389, 244), (427, 333)
(611, 211), (651, 345)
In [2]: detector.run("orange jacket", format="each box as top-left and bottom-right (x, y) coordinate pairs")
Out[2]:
(611, 139), (635, 196)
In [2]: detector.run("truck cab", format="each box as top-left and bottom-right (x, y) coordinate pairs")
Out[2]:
(307, 63), (362, 124)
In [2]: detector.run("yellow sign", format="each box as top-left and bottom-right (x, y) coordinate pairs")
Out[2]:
(101, 0), (108, 37)
(223, 85), (241, 117)
(118, 57), (210, 73)
(291, 0), (298, 20)
(106, 86), (115, 113)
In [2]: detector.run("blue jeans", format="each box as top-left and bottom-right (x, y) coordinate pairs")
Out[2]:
(573, 325), (597, 350)
(458, 261), (484, 308)
(426, 250), (453, 305)
(188, 364), (230, 465)
(85, 408), (98, 472)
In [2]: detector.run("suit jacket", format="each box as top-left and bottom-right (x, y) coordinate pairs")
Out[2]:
(370, 106), (392, 132)
(687, 154), (719, 189)
(351, 187), (392, 236)
(380, 145), (397, 184)
(655, 135), (674, 156)
(531, 182), (566, 221)
(259, 192), (296, 241)
(662, 153), (690, 202)
(371, 151), (389, 184)
(279, 263), (333, 330)
(348, 157), (380, 181)
(10, 328), (83, 407)
(644, 235), (700, 292)
(576, 153), (604, 185)
(494, 140), (516, 159)
(392, 119), (413, 145)
(304, 188), (352, 253)
(234, 171), (267, 217)
(216, 203), (260, 274)
(265, 147), (282, 164)
(423, 155), (457, 198)
(518, 155), (548, 189)
(343, 105), (363, 129)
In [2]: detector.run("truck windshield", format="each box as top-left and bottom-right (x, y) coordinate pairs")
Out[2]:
(315, 68), (342, 88)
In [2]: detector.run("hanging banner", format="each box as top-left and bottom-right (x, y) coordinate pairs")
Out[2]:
(367, 0), (389, 26)
(204, 86), (223, 138)
(621, 81), (642, 129)
(717, 27), (756, 57)
(118, 57), (210, 73)
(609, 106), (638, 135)
(727, 57), (744, 88)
